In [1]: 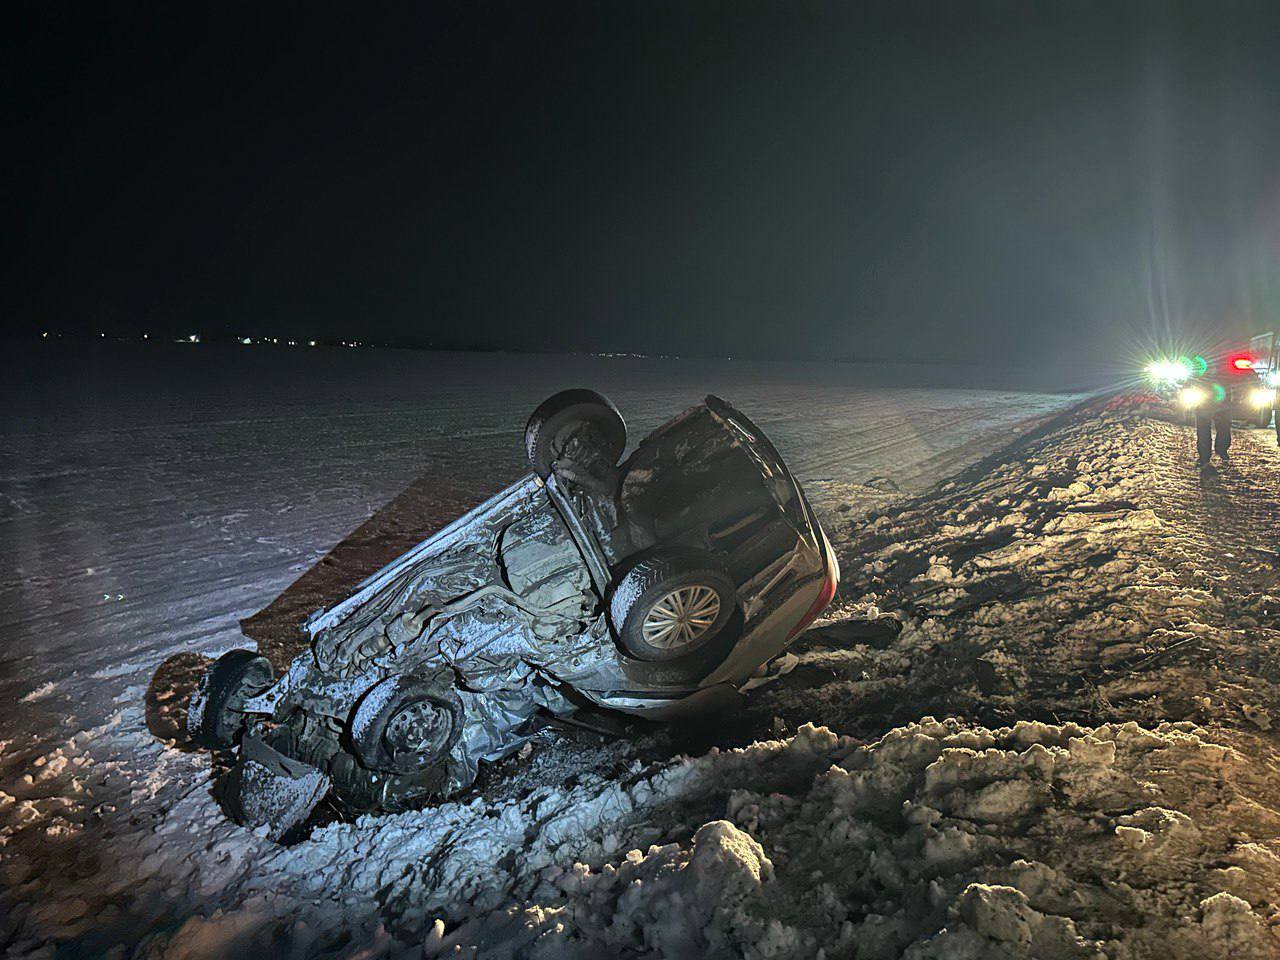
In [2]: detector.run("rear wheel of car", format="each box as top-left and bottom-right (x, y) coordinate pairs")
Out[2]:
(350, 675), (461, 775)
(610, 552), (737, 662)
(525, 389), (627, 479)
(187, 649), (273, 749)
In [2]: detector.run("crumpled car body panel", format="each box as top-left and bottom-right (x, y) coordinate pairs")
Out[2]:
(216, 395), (839, 831)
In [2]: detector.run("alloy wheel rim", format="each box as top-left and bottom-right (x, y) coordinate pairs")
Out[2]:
(642, 585), (721, 650)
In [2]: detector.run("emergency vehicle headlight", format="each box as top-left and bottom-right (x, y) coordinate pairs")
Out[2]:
(1249, 387), (1276, 409)
(1146, 359), (1191, 383)
(1178, 386), (1207, 409)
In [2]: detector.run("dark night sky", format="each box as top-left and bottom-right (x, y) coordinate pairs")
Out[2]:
(7, 2), (1280, 365)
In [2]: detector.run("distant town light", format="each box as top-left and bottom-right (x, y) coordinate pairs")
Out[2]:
(42, 331), (48, 338)
(309, 340), (317, 347)
(188, 334), (200, 343)
(142, 333), (149, 339)
(241, 337), (253, 345)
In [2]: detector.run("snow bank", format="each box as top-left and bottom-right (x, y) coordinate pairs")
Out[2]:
(790, 408), (1280, 740)
(419, 718), (1280, 960)
(12, 712), (1274, 958)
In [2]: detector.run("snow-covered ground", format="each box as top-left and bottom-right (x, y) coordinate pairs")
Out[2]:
(0, 345), (1077, 759)
(26, 344), (1265, 958)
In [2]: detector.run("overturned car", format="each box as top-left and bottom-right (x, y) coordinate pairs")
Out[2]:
(188, 391), (838, 836)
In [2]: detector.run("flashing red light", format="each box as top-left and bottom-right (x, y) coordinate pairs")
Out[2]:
(1232, 356), (1255, 371)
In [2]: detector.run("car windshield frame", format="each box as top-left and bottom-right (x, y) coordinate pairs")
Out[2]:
(703, 395), (813, 539)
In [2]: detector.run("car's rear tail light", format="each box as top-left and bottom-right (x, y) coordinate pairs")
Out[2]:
(785, 569), (838, 642)
(1233, 356), (1255, 370)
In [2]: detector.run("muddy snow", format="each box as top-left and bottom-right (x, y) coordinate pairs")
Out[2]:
(6, 348), (1280, 958)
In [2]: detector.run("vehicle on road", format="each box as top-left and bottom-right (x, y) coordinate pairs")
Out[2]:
(1145, 345), (1277, 428)
(1178, 355), (1274, 428)
(186, 390), (839, 837)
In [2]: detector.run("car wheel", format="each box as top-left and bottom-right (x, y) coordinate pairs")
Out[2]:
(350, 675), (461, 775)
(611, 552), (737, 662)
(525, 389), (626, 479)
(187, 649), (273, 749)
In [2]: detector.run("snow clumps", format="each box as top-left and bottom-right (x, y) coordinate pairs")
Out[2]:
(415, 717), (1280, 960)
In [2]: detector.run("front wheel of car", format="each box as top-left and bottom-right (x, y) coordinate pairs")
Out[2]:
(525, 388), (627, 480)
(349, 675), (461, 775)
(187, 649), (274, 749)
(610, 552), (738, 662)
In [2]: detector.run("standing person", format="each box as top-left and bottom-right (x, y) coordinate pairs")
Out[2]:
(1195, 395), (1231, 467)
(1193, 362), (1232, 468)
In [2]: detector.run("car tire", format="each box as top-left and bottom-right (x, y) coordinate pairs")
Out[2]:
(349, 675), (461, 775)
(525, 389), (626, 479)
(610, 551), (738, 662)
(187, 649), (273, 749)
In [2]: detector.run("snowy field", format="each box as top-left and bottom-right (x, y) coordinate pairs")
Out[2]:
(1, 344), (1110, 957)
(0, 345), (1079, 758)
